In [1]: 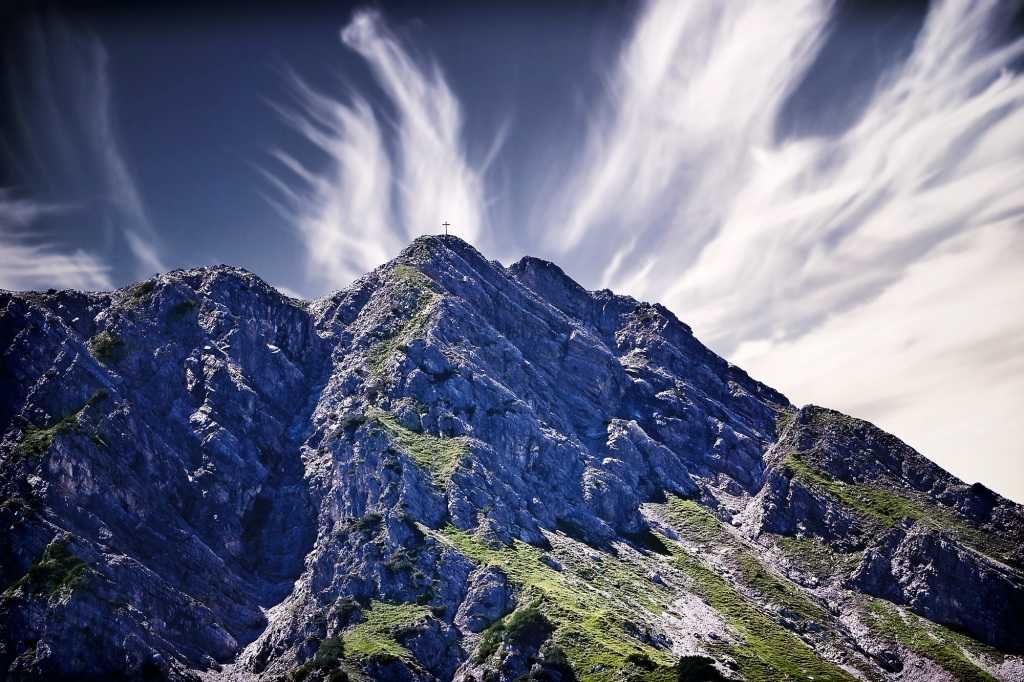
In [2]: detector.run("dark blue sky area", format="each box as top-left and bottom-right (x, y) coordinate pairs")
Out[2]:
(2, 0), (637, 293)
(1, 0), (956, 295)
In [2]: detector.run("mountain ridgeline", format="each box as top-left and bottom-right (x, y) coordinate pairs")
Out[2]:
(1, 235), (1022, 681)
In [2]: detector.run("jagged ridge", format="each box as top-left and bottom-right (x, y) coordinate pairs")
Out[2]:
(1, 235), (1022, 682)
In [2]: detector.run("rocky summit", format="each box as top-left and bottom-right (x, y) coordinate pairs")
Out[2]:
(1, 235), (1022, 682)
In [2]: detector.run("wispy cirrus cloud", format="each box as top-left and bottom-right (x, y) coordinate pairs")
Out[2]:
(546, 1), (832, 270)
(1, 17), (165, 290)
(271, 10), (494, 289)
(730, 218), (1024, 500)
(276, 1), (1024, 498)
(84, 37), (166, 276)
(547, 0), (1024, 357)
(267, 86), (397, 289)
(658, 0), (1024, 353)
(0, 189), (111, 291)
(551, 0), (1024, 497)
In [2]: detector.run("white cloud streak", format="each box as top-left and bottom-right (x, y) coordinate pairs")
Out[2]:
(268, 86), (398, 287)
(85, 39), (166, 275)
(0, 19), (165, 291)
(549, 1), (832, 265)
(274, 10), (491, 288)
(730, 219), (1024, 498)
(552, 0), (1024, 499)
(278, 1), (1023, 498)
(0, 189), (112, 291)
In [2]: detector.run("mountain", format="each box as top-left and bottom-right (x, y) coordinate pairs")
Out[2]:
(1, 235), (1022, 682)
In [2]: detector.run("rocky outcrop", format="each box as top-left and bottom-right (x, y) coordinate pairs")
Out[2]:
(1, 236), (1022, 681)
(454, 568), (512, 634)
(849, 525), (1024, 652)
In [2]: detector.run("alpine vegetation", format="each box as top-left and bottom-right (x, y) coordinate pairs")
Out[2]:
(1, 236), (1022, 681)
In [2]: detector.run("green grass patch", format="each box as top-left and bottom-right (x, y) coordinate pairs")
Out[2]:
(88, 330), (125, 364)
(736, 553), (826, 622)
(668, 545), (855, 682)
(367, 408), (469, 487)
(6, 537), (88, 598)
(659, 497), (732, 547)
(477, 619), (505, 663)
(783, 456), (922, 527)
(390, 264), (433, 289)
(367, 265), (439, 379)
(863, 598), (998, 682)
(170, 299), (198, 319)
(128, 280), (155, 303)
(653, 496), (856, 678)
(773, 534), (861, 578)
(15, 417), (79, 459)
(476, 601), (553, 662)
(783, 454), (1013, 562)
(14, 391), (107, 460)
(291, 637), (345, 682)
(504, 603), (550, 648)
(342, 600), (431, 663)
(436, 526), (677, 681)
(775, 409), (797, 437)
(658, 496), (826, 623)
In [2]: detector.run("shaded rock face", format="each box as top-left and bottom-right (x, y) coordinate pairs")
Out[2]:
(849, 526), (1024, 652)
(0, 235), (1021, 682)
(455, 568), (511, 634)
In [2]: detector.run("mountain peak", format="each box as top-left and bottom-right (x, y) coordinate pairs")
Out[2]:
(1, 245), (1022, 681)
(509, 255), (589, 299)
(397, 233), (484, 266)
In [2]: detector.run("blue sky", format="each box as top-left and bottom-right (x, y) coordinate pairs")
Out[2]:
(2, 0), (1023, 502)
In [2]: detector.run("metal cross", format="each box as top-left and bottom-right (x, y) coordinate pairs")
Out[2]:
(442, 221), (450, 237)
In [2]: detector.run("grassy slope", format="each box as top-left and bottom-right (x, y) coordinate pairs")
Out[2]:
(343, 600), (432, 662)
(862, 598), (1000, 682)
(654, 497), (857, 682)
(782, 454), (1014, 565)
(2, 537), (89, 600)
(367, 265), (439, 380)
(13, 391), (108, 460)
(367, 408), (469, 488)
(436, 525), (679, 681)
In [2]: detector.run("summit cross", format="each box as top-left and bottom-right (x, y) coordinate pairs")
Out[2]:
(442, 221), (450, 237)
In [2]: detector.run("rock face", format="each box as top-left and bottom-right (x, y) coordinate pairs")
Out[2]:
(0, 235), (1022, 682)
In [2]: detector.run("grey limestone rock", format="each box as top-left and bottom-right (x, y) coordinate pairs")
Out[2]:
(1, 236), (1022, 681)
